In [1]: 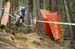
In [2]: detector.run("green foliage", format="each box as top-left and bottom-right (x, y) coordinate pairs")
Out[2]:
(5, 27), (10, 32)
(60, 47), (66, 49)
(12, 0), (19, 10)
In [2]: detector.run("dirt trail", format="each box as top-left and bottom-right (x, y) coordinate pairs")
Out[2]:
(14, 33), (61, 49)
(0, 33), (68, 49)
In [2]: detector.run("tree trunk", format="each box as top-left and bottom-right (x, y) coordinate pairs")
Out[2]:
(49, 0), (58, 11)
(64, 0), (75, 49)
(0, 0), (10, 29)
(43, 0), (46, 9)
(33, 0), (44, 36)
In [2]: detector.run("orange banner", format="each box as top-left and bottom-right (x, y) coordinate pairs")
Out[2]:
(34, 9), (61, 40)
